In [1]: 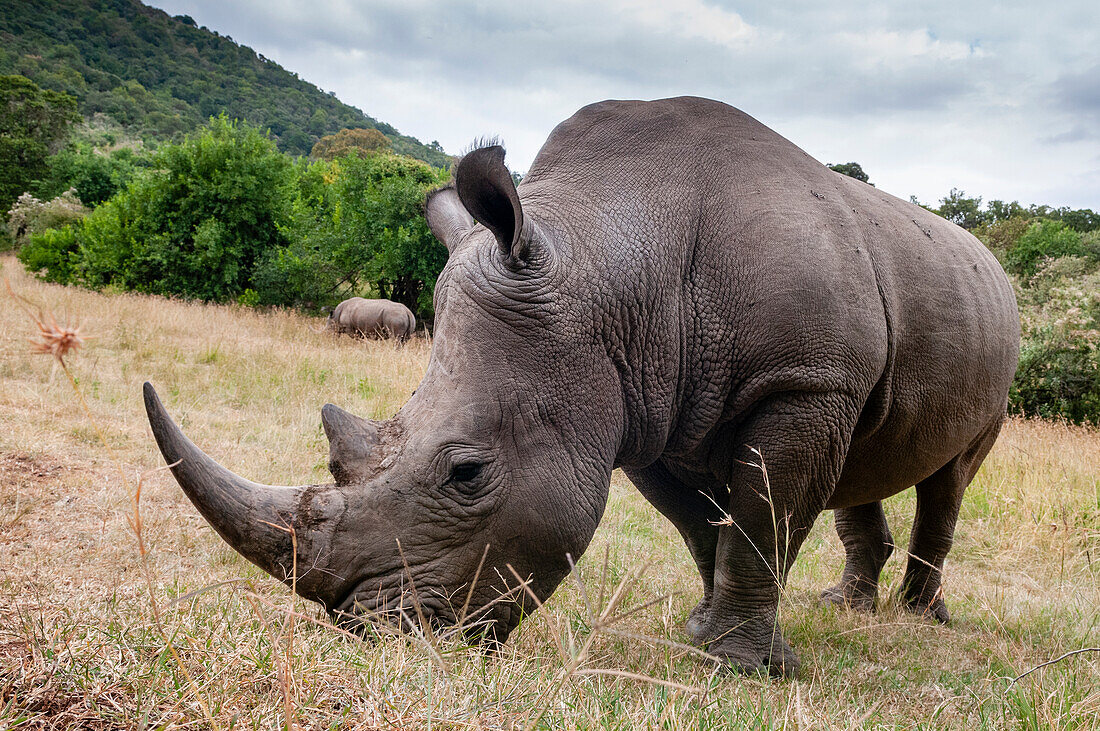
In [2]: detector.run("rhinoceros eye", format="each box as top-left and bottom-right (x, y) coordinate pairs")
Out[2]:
(449, 461), (484, 484)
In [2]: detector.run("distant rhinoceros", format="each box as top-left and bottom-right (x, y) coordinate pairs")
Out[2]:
(144, 97), (1018, 677)
(327, 297), (415, 341)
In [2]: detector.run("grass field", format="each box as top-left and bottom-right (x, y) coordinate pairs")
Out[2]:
(2, 253), (1098, 729)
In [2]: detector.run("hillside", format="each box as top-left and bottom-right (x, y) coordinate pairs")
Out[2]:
(0, 0), (451, 166)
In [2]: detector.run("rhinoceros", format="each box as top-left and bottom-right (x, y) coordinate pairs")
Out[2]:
(143, 96), (1019, 677)
(327, 297), (416, 341)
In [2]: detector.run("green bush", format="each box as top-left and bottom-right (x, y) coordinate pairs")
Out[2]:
(19, 225), (80, 283)
(18, 116), (451, 324)
(1005, 220), (1085, 279)
(75, 195), (133, 288)
(1009, 261), (1100, 424)
(36, 144), (148, 206)
(20, 116), (296, 301)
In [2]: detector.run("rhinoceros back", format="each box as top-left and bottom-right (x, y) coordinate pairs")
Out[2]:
(520, 96), (1019, 499)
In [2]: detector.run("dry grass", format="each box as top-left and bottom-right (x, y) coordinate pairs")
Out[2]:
(1, 253), (1098, 729)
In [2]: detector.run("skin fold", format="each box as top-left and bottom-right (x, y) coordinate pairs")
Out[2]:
(145, 96), (1020, 678)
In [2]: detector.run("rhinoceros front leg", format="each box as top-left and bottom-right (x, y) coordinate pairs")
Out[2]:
(622, 460), (724, 643)
(820, 501), (894, 612)
(700, 392), (857, 678)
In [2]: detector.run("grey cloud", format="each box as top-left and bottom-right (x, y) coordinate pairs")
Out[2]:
(1054, 65), (1100, 114)
(1043, 126), (1095, 145)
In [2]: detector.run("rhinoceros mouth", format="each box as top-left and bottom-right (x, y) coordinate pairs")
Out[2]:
(329, 571), (448, 625)
(329, 577), (522, 645)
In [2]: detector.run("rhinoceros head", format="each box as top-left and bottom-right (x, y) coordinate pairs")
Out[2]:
(145, 146), (621, 643)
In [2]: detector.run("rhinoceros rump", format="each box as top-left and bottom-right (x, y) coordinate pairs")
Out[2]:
(327, 297), (416, 340)
(144, 97), (1019, 677)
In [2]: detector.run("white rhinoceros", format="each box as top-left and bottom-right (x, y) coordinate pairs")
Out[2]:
(144, 97), (1018, 677)
(327, 297), (415, 341)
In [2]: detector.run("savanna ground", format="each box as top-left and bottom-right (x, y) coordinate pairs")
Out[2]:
(1, 253), (1098, 730)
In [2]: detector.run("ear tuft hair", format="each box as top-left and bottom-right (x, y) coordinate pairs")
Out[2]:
(452, 136), (506, 171)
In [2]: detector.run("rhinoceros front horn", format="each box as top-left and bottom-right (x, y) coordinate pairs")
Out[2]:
(143, 382), (310, 587)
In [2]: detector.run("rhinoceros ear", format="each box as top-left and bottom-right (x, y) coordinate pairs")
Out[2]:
(424, 186), (474, 253)
(454, 145), (528, 265)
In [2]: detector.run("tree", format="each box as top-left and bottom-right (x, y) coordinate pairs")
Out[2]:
(936, 188), (986, 230)
(0, 75), (80, 211)
(311, 127), (392, 160)
(253, 153), (449, 320)
(1060, 208), (1100, 233)
(827, 162), (872, 186)
(338, 154), (449, 317)
(986, 199), (1025, 224)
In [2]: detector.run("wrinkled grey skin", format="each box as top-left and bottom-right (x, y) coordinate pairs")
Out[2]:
(144, 97), (1019, 677)
(327, 297), (416, 341)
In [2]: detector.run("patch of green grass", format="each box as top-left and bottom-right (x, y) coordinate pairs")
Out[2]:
(197, 343), (221, 364)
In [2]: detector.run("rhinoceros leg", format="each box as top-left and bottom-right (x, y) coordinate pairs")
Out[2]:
(623, 460), (724, 643)
(901, 418), (1003, 623)
(820, 501), (894, 612)
(702, 392), (857, 678)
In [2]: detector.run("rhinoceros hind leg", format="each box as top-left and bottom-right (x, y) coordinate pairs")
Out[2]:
(623, 460), (723, 645)
(901, 418), (1003, 624)
(821, 501), (893, 612)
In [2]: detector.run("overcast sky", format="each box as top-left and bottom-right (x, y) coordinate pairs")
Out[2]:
(150, 0), (1099, 209)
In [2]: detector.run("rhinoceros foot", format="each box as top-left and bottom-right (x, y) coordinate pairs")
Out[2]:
(819, 578), (878, 613)
(903, 591), (951, 624)
(703, 615), (800, 679)
(685, 598), (710, 644)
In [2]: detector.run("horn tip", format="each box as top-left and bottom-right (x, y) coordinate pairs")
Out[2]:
(143, 381), (165, 418)
(321, 403), (341, 437)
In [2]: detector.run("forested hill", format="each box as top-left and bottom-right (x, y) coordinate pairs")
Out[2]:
(0, 0), (451, 166)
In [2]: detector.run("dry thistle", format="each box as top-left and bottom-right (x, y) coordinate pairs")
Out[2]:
(29, 308), (85, 361)
(5, 277), (88, 363)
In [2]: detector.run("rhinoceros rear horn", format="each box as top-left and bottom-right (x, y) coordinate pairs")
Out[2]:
(143, 382), (309, 586)
(454, 145), (527, 264)
(321, 403), (382, 485)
